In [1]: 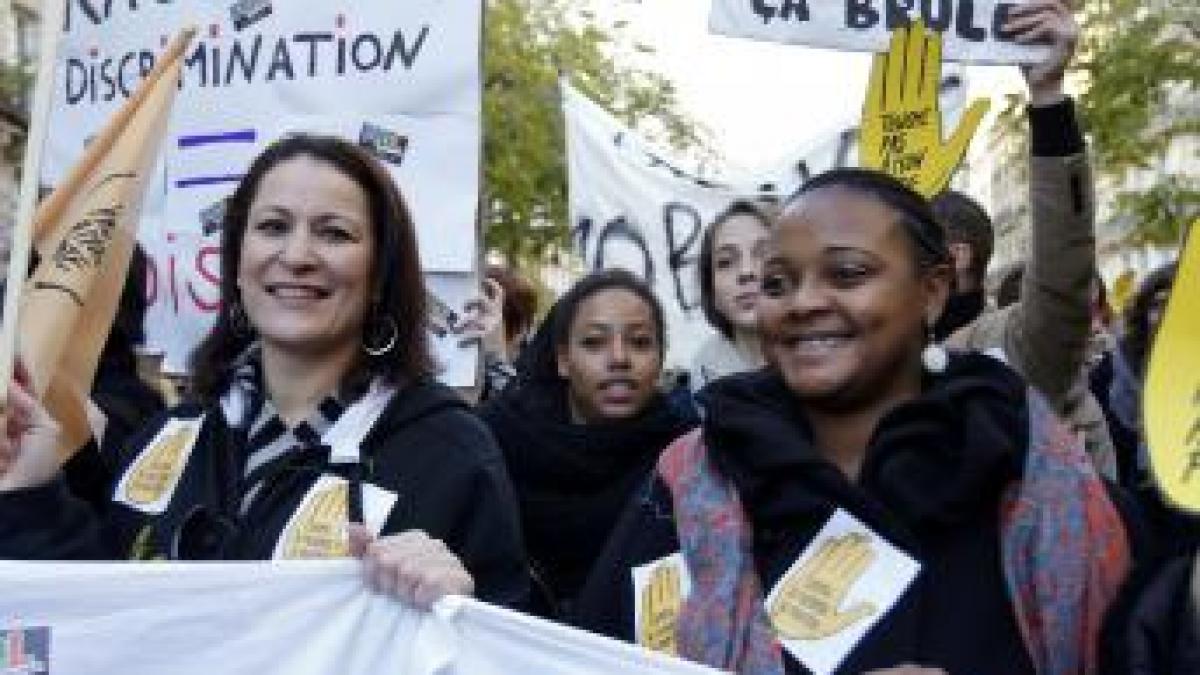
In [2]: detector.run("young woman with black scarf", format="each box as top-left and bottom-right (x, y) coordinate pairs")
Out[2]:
(479, 270), (699, 620)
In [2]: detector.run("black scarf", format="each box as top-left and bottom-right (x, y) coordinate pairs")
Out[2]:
(480, 379), (698, 603)
(702, 352), (1028, 552)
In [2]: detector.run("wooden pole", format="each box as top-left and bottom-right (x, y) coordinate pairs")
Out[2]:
(0, 0), (66, 409)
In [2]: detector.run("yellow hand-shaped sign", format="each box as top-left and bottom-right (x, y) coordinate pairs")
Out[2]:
(125, 425), (196, 505)
(639, 561), (684, 655)
(1145, 219), (1200, 514)
(860, 19), (990, 197)
(769, 533), (879, 641)
(281, 480), (350, 559)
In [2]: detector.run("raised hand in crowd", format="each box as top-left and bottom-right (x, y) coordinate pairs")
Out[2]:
(1004, 0), (1079, 105)
(457, 276), (507, 356)
(350, 524), (475, 610)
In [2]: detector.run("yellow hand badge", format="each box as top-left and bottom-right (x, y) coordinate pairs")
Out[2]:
(769, 533), (879, 641)
(125, 425), (197, 505)
(1145, 219), (1200, 514)
(859, 19), (990, 198)
(281, 481), (350, 559)
(639, 561), (684, 655)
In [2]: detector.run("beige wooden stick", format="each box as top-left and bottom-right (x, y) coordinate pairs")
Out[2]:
(0, 0), (67, 410)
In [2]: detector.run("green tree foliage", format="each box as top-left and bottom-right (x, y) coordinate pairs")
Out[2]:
(1076, 0), (1200, 244)
(996, 0), (1200, 244)
(483, 0), (705, 267)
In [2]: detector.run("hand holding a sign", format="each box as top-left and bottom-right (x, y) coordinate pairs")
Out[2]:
(1003, 1), (1079, 106)
(0, 366), (63, 492)
(860, 20), (990, 197)
(351, 525), (475, 609)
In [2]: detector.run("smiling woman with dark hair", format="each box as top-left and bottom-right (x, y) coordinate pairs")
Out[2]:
(0, 134), (528, 610)
(574, 168), (1131, 674)
(480, 269), (698, 620)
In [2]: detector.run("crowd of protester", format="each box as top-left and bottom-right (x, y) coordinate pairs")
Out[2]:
(1, 0), (1197, 672)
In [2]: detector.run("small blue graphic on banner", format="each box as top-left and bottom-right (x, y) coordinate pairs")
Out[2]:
(174, 129), (258, 190)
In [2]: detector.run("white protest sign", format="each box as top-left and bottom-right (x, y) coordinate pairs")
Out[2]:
(38, 1), (483, 375)
(765, 509), (921, 675)
(709, 0), (1052, 64)
(0, 560), (724, 675)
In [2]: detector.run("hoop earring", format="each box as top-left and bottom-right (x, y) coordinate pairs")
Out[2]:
(228, 299), (250, 336)
(363, 314), (399, 357)
(921, 322), (948, 374)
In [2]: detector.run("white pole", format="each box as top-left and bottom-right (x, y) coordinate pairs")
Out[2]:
(0, 0), (64, 407)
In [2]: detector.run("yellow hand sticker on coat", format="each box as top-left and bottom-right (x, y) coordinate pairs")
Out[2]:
(1145, 219), (1200, 514)
(639, 561), (684, 655)
(125, 425), (196, 505)
(769, 533), (879, 641)
(859, 19), (990, 197)
(281, 481), (350, 559)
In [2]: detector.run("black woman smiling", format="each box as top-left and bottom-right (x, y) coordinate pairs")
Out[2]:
(574, 169), (1131, 675)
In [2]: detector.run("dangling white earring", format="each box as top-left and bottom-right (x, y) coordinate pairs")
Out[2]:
(921, 323), (948, 374)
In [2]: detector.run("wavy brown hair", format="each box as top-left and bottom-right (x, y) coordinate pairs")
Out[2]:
(188, 133), (434, 402)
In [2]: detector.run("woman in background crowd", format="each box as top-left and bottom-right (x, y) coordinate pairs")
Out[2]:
(689, 200), (773, 392)
(1091, 262), (1178, 489)
(0, 134), (528, 609)
(480, 269), (697, 619)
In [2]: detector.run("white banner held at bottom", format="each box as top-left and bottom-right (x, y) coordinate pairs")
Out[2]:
(0, 560), (724, 675)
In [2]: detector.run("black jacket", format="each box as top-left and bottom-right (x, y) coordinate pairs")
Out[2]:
(479, 379), (697, 618)
(1102, 552), (1200, 674)
(575, 355), (1039, 674)
(0, 379), (529, 608)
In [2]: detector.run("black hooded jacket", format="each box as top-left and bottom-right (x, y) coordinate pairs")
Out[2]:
(0, 379), (529, 608)
(1102, 551), (1200, 674)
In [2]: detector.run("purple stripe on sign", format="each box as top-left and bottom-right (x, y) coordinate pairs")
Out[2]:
(175, 174), (244, 189)
(178, 130), (257, 148)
